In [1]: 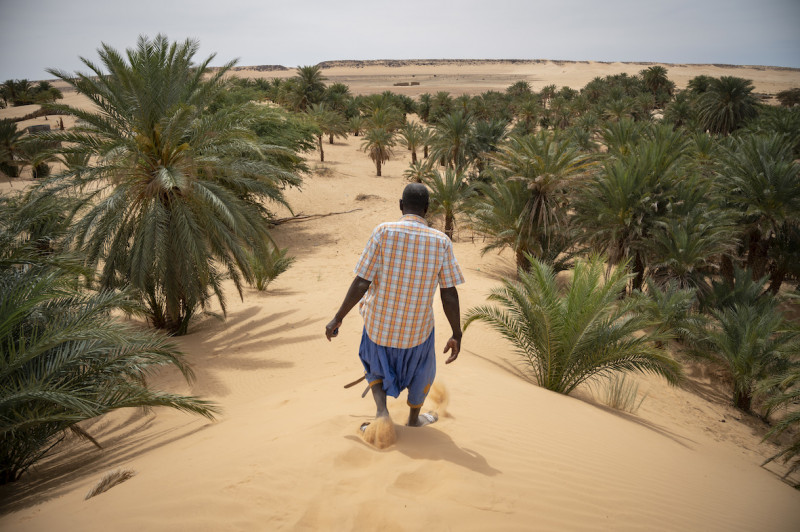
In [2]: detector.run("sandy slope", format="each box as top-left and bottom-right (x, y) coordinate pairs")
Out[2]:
(2, 61), (800, 531)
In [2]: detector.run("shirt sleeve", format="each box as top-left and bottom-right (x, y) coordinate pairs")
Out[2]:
(354, 227), (382, 281)
(438, 240), (465, 288)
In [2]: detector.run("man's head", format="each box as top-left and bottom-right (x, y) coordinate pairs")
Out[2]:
(400, 183), (429, 216)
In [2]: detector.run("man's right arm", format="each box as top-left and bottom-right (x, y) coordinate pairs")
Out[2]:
(325, 276), (372, 341)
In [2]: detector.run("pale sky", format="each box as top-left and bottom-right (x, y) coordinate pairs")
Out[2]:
(1, 0), (798, 81)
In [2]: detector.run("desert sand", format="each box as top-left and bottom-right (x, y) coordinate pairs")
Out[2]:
(1, 61), (800, 531)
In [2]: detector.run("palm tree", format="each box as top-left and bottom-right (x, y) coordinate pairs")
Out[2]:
(306, 103), (347, 161)
(643, 178), (738, 294)
(697, 76), (759, 135)
(464, 255), (682, 394)
(688, 302), (794, 412)
(422, 167), (473, 239)
(348, 115), (364, 136)
(0, 193), (217, 484)
(323, 82), (351, 115)
(403, 160), (435, 183)
(632, 279), (702, 346)
(46, 35), (300, 335)
(760, 367), (800, 485)
(490, 131), (595, 249)
(640, 66), (675, 107)
(361, 127), (395, 176)
(716, 132), (800, 290)
(429, 110), (473, 171)
(470, 118), (509, 174)
(429, 91), (454, 123)
(469, 176), (538, 271)
(0, 119), (23, 177)
(292, 65), (327, 111)
(575, 124), (691, 291)
(398, 122), (425, 164)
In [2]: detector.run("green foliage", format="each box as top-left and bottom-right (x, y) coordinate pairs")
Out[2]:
(398, 122), (426, 164)
(429, 110), (473, 171)
(0, 119), (23, 177)
(248, 246), (296, 291)
(602, 373), (648, 413)
(716, 132), (800, 290)
(575, 123), (693, 291)
(697, 76), (759, 135)
(45, 35), (301, 334)
(0, 194), (217, 484)
(687, 301), (796, 412)
(0, 78), (63, 106)
(361, 127), (396, 177)
(404, 160), (435, 183)
(775, 88), (800, 107)
(632, 279), (703, 344)
(422, 167), (474, 239)
(759, 367), (800, 484)
(464, 255), (682, 394)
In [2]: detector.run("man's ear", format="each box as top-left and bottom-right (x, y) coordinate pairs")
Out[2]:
(399, 199), (404, 212)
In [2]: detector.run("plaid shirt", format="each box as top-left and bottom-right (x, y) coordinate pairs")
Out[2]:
(355, 214), (464, 348)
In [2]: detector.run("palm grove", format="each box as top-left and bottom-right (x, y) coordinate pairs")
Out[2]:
(2, 37), (799, 485)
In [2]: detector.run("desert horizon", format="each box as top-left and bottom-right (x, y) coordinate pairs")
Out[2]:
(2, 53), (800, 531)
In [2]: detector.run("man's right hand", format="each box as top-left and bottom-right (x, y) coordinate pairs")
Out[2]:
(325, 318), (342, 341)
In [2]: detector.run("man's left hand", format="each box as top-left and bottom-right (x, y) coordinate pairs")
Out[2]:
(444, 337), (460, 364)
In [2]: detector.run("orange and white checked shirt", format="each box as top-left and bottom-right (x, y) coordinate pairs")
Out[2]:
(355, 214), (464, 348)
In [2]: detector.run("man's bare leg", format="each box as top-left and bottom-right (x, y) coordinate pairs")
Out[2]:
(371, 384), (389, 419)
(408, 406), (437, 427)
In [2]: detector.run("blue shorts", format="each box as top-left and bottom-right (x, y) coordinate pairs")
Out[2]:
(359, 328), (437, 408)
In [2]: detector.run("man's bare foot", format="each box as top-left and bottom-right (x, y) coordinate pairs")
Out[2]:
(359, 415), (396, 449)
(409, 411), (438, 427)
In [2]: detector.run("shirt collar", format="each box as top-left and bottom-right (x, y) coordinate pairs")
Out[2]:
(400, 214), (427, 225)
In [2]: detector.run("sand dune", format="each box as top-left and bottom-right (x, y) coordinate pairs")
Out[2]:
(2, 61), (800, 531)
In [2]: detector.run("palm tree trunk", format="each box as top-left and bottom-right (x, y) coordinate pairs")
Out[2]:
(329, 134), (334, 144)
(746, 228), (767, 279)
(632, 251), (645, 292)
(376, 160), (381, 177)
(515, 247), (532, 272)
(768, 265), (786, 295)
(424, 145), (429, 158)
(317, 135), (324, 162)
(445, 214), (454, 240)
(720, 254), (735, 285)
(411, 150), (417, 164)
(734, 389), (752, 412)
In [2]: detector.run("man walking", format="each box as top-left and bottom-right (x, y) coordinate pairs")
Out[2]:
(326, 183), (464, 430)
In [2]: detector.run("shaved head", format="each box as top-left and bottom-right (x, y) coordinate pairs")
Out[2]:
(401, 183), (429, 214)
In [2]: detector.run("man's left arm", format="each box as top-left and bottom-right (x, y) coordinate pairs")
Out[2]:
(440, 286), (461, 364)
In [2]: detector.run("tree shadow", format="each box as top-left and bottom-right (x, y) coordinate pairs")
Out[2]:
(465, 349), (531, 382)
(270, 221), (339, 257)
(179, 307), (322, 397)
(581, 400), (699, 450)
(0, 411), (212, 515)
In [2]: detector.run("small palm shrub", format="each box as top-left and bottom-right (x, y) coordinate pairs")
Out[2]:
(759, 368), (800, 486)
(249, 246), (296, 291)
(687, 301), (796, 412)
(603, 373), (648, 414)
(464, 255), (682, 394)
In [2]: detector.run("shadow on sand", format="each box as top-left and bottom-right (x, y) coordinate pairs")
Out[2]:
(345, 426), (501, 477)
(0, 411), (212, 515)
